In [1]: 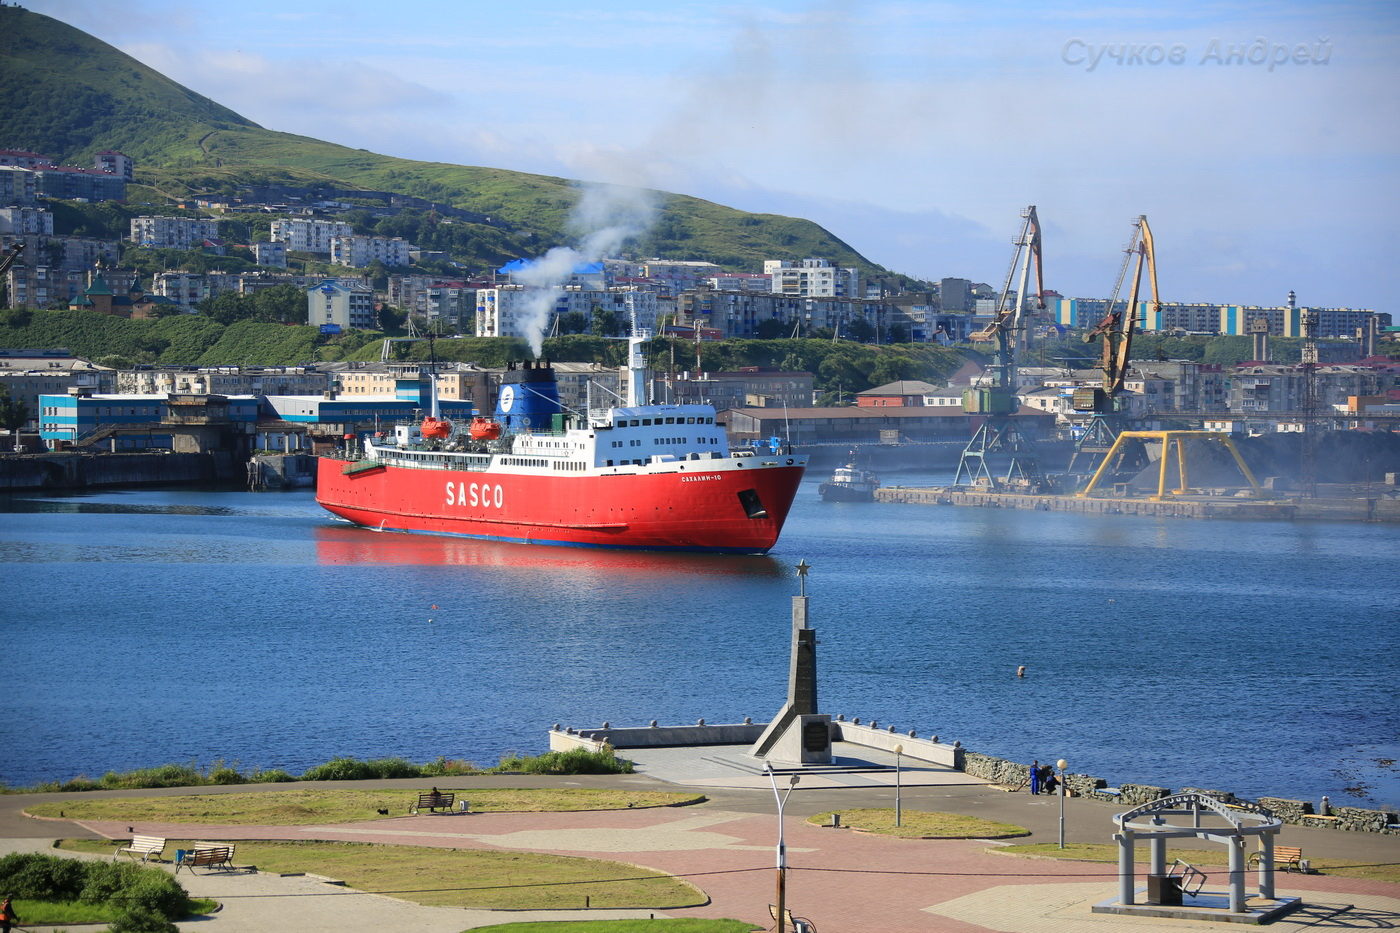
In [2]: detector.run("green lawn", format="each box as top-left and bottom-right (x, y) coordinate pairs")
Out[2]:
(28, 787), (703, 825)
(994, 843), (1400, 884)
(807, 808), (1028, 839)
(468, 922), (758, 932)
(59, 839), (704, 910)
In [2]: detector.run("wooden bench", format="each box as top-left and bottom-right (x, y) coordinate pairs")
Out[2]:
(1248, 845), (1310, 873)
(414, 792), (455, 813)
(175, 844), (236, 874)
(768, 903), (817, 933)
(116, 834), (166, 863)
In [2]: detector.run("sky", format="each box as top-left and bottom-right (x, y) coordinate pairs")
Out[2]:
(26, 0), (1400, 311)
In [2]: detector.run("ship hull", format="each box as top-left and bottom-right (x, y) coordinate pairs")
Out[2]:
(316, 457), (806, 554)
(818, 482), (877, 503)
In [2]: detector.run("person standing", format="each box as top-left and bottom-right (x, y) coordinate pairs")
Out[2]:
(1, 894), (18, 933)
(1029, 760), (1041, 795)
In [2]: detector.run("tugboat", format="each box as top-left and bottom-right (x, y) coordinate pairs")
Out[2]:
(818, 458), (880, 502)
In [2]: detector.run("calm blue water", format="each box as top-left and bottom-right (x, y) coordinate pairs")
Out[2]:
(1, 476), (1397, 811)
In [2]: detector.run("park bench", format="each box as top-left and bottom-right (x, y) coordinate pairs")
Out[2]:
(1248, 845), (1310, 873)
(175, 844), (236, 874)
(116, 834), (166, 863)
(768, 903), (817, 933)
(414, 792), (455, 813)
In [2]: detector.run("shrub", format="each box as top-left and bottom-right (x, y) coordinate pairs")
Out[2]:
(98, 763), (205, 789)
(496, 746), (634, 775)
(420, 757), (478, 776)
(0, 852), (86, 900)
(79, 860), (143, 905)
(248, 768), (295, 783)
(116, 871), (190, 919)
(301, 756), (425, 781)
(208, 767), (243, 785)
(109, 906), (179, 933)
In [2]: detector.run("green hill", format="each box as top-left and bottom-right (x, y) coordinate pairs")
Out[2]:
(0, 7), (885, 275)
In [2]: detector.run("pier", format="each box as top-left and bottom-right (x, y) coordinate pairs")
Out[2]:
(875, 485), (1400, 522)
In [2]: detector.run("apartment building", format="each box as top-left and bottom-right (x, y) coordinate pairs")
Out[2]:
(94, 151), (134, 180)
(1054, 298), (1388, 339)
(270, 218), (354, 254)
(474, 286), (659, 339)
(254, 241), (288, 268)
(328, 234), (410, 268)
(130, 216), (221, 251)
(0, 166), (38, 205)
(306, 279), (376, 331)
(0, 207), (53, 235)
(764, 258), (860, 298)
(674, 289), (883, 339)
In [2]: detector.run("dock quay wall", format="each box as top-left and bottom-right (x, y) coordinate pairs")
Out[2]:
(554, 719), (1398, 835)
(0, 451), (236, 490)
(877, 486), (1400, 523)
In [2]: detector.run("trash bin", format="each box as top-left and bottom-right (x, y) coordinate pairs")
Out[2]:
(1147, 874), (1182, 906)
(458, 799), (469, 813)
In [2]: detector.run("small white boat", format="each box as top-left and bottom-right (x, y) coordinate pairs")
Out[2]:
(818, 462), (880, 502)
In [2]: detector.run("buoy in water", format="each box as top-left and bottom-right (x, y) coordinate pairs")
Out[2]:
(1016, 665), (1026, 677)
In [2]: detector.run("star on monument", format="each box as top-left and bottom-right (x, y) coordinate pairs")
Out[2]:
(795, 558), (810, 595)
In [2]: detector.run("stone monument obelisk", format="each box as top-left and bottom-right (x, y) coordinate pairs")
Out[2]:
(749, 560), (833, 764)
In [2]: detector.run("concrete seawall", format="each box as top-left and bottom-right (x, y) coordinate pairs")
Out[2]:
(0, 451), (236, 490)
(877, 486), (1400, 522)
(552, 718), (1398, 835)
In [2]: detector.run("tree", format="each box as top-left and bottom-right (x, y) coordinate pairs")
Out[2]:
(590, 305), (622, 337)
(555, 311), (588, 335)
(0, 386), (30, 450)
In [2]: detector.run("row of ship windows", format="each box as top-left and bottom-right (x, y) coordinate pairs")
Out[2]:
(615, 416), (713, 427)
(610, 436), (717, 448)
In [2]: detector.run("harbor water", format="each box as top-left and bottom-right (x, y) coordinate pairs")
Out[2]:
(0, 476), (1396, 810)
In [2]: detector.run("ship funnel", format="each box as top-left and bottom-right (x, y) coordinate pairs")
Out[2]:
(496, 359), (562, 432)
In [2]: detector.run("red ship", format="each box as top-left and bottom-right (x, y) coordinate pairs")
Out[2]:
(316, 336), (807, 553)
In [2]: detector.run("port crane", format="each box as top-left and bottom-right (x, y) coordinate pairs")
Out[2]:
(1064, 214), (1158, 480)
(953, 205), (1047, 489)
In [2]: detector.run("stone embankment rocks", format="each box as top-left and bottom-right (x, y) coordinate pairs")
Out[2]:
(963, 751), (1398, 834)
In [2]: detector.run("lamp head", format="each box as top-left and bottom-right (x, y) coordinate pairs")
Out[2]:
(1056, 759), (1068, 771)
(788, 774), (800, 788)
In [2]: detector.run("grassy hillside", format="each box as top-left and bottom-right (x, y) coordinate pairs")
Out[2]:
(0, 7), (884, 275)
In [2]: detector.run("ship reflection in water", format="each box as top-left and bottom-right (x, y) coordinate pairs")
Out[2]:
(314, 523), (783, 577)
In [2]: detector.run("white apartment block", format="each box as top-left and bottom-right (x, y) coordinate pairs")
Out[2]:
(763, 258), (860, 298)
(254, 240), (288, 268)
(0, 166), (38, 205)
(475, 286), (659, 339)
(94, 151), (134, 180)
(130, 216), (220, 251)
(674, 289), (882, 338)
(0, 207), (53, 235)
(307, 280), (376, 331)
(270, 218), (354, 254)
(153, 272), (207, 308)
(328, 235), (410, 268)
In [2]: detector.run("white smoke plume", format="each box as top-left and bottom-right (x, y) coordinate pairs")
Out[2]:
(515, 179), (659, 356)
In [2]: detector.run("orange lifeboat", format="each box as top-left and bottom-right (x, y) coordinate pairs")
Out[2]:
(420, 416), (452, 439)
(469, 417), (502, 440)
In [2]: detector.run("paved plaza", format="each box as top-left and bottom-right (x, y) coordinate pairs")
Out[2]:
(1, 747), (1396, 932)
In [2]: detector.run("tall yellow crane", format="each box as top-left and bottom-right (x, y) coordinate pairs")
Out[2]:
(1065, 215), (1158, 479)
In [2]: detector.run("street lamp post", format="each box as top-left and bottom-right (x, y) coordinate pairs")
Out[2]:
(1057, 758), (1069, 849)
(894, 744), (904, 828)
(765, 763), (800, 933)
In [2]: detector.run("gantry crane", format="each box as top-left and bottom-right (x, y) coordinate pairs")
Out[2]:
(1064, 214), (1158, 480)
(953, 206), (1047, 489)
